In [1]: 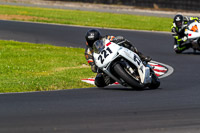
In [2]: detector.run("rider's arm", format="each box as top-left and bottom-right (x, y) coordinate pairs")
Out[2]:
(85, 46), (97, 73)
(188, 16), (200, 22)
(110, 36), (124, 43)
(171, 24), (181, 40)
(111, 36), (131, 47)
(111, 36), (151, 62)
(171, 27), (179, 38)
(184, 16), (189, 24)
(110, 36), (138, 53)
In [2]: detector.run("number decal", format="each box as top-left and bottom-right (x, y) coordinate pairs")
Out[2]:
(98, 47), (113, 64)
(134, 55), (142, 66)
(98, 55), (104, 64)
(101, 50), (109, 59)
(106, 47), (112, 54)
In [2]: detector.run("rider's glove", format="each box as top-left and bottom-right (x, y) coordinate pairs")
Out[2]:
(111, 36), (125, 44)
(114, 36), (124, 41)
(184, 16), (189, 22)
(182, 36), (187, 42)
(171, 27), (176, 33)
(91, 63), (98, 73)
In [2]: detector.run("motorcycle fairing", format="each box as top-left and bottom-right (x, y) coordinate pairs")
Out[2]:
(93, 42), (151, 84)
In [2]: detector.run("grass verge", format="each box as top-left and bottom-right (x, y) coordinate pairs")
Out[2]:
(0, 5), (172, 31)
(0, 40), (96, 93)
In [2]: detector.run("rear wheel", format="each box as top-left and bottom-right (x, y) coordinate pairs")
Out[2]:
(113, 62), (144, 89)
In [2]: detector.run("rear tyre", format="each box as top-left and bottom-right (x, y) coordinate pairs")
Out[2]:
(113, 62), (144, 89)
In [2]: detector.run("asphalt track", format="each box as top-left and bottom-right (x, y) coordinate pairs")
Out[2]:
(0, 20), (200, 133)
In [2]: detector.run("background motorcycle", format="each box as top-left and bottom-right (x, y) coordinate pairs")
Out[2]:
(93, 39), (160, 89)
(185, 20), (200, 52)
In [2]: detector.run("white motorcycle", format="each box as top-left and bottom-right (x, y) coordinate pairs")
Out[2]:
(185, 20), (200, 52)
(93, 39), (160, 89)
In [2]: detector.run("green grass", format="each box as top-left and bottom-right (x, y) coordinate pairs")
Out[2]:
(0, 40), (96, 93)
(0, 5), (172, 31)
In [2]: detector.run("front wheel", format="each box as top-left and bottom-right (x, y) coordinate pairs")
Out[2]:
(113, 62), (145, 89)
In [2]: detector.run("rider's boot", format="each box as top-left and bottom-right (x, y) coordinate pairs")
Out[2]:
(174, 42), (191, 53)
(130, 46), (151, 62)
(174, 44), (182, 53)
(137, 52), (152, 62)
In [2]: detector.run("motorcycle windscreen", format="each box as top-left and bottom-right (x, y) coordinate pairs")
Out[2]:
(93, 40), (105, 54)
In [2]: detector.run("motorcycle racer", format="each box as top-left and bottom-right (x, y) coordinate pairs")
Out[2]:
(84, 29), (151, 87)
(171, 14), (200, 53)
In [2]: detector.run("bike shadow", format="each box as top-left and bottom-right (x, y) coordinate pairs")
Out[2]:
(101, 85), (161, 91)
(182, 51), (200, 55)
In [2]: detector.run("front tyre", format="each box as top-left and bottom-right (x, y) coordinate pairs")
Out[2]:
(113, 62), (144, 89)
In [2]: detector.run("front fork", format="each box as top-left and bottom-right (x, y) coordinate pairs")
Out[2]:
(120, 59), (135, 74)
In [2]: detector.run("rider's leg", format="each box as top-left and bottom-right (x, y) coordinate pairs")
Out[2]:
(130, 46), (151, 62)
(174, 39), (191, 53)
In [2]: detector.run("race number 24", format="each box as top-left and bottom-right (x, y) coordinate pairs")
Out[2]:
(98, 47), (112, 64)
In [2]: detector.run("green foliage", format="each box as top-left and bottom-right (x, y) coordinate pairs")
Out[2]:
(0, 40), (95, 92)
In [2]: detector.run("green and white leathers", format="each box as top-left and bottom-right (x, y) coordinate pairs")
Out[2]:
(171, 14), (200, 53)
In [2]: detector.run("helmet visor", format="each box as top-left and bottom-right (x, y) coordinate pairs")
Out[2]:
(176, 21), (182, 28)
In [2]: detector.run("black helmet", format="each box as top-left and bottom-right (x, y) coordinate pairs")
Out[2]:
(174, 14), (184, 28)
(85, 29), (102, 47)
